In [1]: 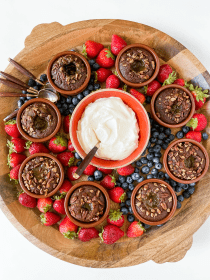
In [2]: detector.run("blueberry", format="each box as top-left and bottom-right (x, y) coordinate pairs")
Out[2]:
(157, 171), (165, 179)
(162, 143), (168, 150)
(40, 74), (47, 82)
(63, 109), (70, 116)
(141, 149), (146, 156)
(170, 179), (177, 188)
(146, 141), (151, 148)
(175, 186), (182, 193)
(72, 97), (79, 106)
(83, 89), (90, 96)
(183, 190), (191, 198)
(142, 166), (150, 174)
(22, 90), (27, 94)
(168, 134), (175, 141)
(125, 199), (131, 207)
(146, 96), (152, 104)
(182, 126), (190, 134)
(155, 162), (162, 170)
(87, 84), (94, 91)
(188, 182), (196, 187)
(152, 157), (160, 164)
(148, 147), (154, 153)
(164, 138), (171, 144)
(62, 103), (68, 110)
(20, 96), (26, 101)
(121, 207), (129, 215)
(147, 174), (154, 179)
(140, 157), (148, 164)
(88, 59), (95, 66)
(153, 123), (160, 130)
(118, 175), (126, 183)
(116, 181), (121, 187)
(177, 201), (182, 209)
(153, 145), (161, 153)
(92, 63), (100, 70)
(177, 195), (184, 202)
(152, 131), (159, 138)
(126, 176), (133, 184)
(188, 186), (195, 195)
(147, 161), (153, 168)
(89, 76), (95, 84)
(137, 176), (144, 183)
(56, 102), (62, 109)
(122, 182), (129, 190)
(28, 79), (36, 87)
(66, 96), (72, 104)
(77, 93), (84, 101)
(93, 83), (101, 90)
(120, 202), (126, 207)
(17, 99), (24, 108)
(94, 170), (103, 181)
(26, 96), (34, 100)
(151, 128), (157, 133)
(202, 132), (208, 140)
(76, 160), (82, 166)
(128, 206), (133, 214)
(182, 184), (189, 190)
(147, 153), (154, 161)
(141, 223), (151, 230)
(128, 184), (135, 191)
(151, 168), (158, 175)
(60, 96), (66, 103)
(24, 100), (28, 103)
(158, 132), (165, 140)
(127, 214), (135, 222)
(176, 131), (184, 139)
(154, 152), (161, 158)
(69, 105), (75, 114)
(33, 85), (39, 91)
(59, 108), (65, 115)
(177, 182), (185, 188)
(164, 179), (170, 184)
(157, 139), (163, 146)
(127, 191), (132, 199)
(150, 137), (157, 143)
(134, 167), (139, 173)
(131, 173), (140, 180)
(159, 126), (164, 133)
(164, 173), (170, 179)
(147, 112), (151, 118)
(75, 152), (81, 159)
(136, 160), (142, 167)
(88, 176), (94, 181)
(164, 128), (171, 135)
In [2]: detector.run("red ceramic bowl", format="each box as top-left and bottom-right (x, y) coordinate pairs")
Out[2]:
(70, 89), (150, 169)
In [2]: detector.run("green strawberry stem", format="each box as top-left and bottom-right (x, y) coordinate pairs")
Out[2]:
(99, 227), (104, 242)
(82, 44), (87, 58)
(25, 141), (32, 149)
(63, 230), (77, 239)
(40, 213), (46, 224)
(7, 140), (15, 154)
(186, 118), (198, 130)
(7, 154), (11, 167)
(5, 119), (16, 125)
(106, 47), (115, 60)
(94, 71), (98, 83)
(68, 157), (75, 167)
(119, 192), (126, 202)
(138, 221), (146, 232)
(144, 85), (148, 93)
(185, 82), (209, 102)
(109, 209), (123, 221)
(54, 134), (67, 147)
(8, 174), (19, 184)
(162, 71), (177, 86)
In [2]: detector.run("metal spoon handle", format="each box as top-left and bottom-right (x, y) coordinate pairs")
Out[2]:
(0, 92), (35, 97)
(3, 109), (19, 122)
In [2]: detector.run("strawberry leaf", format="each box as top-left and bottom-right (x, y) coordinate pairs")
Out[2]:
(186, 118), (198, 130)
(99, 227), (104, 242)
(54, 134), (67, 147)
(162, 71), (177, 86)
(8, 174), (19, 184)
(40, 213), (46, 224)
(94, 71), (98, 83)
(119, 192), (126, 202)
(105, 47), (115, 60)
(25, 141), (32, 149)
(63, 230), (77, 239)
(144, 85), (148, 93)
(82, 44), (87, 58)
(68, 157), (75, 167)
(110, 175), (116, 185)
(185, 82), (209, 101)
(108, 209), (123, 221)
(7, 154), (11, 167)
(122, 84), (127, 92)
(7, 140), (15, 154)
(5, 119), (16, 125)
(43, 204), (52, 213)
(138, 221), (146, 232)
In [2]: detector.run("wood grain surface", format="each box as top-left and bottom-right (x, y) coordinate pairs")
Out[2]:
(0, 19), (210, 268)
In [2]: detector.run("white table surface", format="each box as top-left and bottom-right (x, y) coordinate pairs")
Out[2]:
(1, 0), (210, 279)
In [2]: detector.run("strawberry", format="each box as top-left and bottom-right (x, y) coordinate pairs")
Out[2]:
(83, 164), (97, 176)
(37, 197), (53, 213)
(7, 152), (26, 168)
(107, 209), (124, 227)
(186, 113), (207, 132)
(96, 48), (115, 68)
(95, 68), (112, 83)
(67, 165), (80, 181)
(7, 138), (26, 154)
(173, 78), (185, 86)
(82, 40), (104, 58)
(26, 141), (49, 155)
(59, 216), (78, 239)
(18, 192), (37, 208)
(99, 224), (124, 244)
(63, 114), (71, 134)
(78, 227), (99, 242)
(186, 131), (202, 142)
(130, 89), (145, 104)
(117, 164), (134, 176)
(144, 80), (161, 96)
(40, 212), (61, 226)
(9, 164), (21, 183)
(48, 134), (67, 153)
(185, 83), (209, 110)
(127, 221), (145, 238)
(108, 187), (126, 203)
(68, 139), (75, 152)
(100, 174), (116, 189)
(53, 196), (66, 215)
(57, 151), (75, 167)
(97, 167), (113, 174)
(111, 34), (127, 56)
(5, 119), (21, 138)
(59, 179), (72, 195)
(106, 74), (120, 89)
(157, 64), (174, 84)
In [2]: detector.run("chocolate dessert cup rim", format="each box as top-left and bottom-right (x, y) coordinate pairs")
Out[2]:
(150, 84), (195, 128)
(18, 153), (64, 199)
(131, 179), (177, 226)
(163, 138), (209, 184)
(16, 98), (61, 143)
(115, 43), (160, 88)
(47, 51), (91, 96)
(64, 181), (110, 228)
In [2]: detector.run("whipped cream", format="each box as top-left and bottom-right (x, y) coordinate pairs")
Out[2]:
(77, 97), (139, 160)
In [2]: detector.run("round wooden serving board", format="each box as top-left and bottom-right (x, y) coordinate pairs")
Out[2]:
(0, 19), (210, 268)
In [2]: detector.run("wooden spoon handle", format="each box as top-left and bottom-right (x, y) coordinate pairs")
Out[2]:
(0, 71), (29, 88)
(73, 142), (100, 179)
(8, 58), (36, 80)
(3, 109), (19, 122)
(0, 92), (34, 97)
(0, 78), (28, 91)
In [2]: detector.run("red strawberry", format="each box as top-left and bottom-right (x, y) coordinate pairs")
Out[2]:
(57, 151), (75, 167)
(59, 216), (78, 239)
(173, 78), (185, 86)
(99, 224), (124, 244)
(127, 221), (145, 238)
(108, 187), (126, 203)
(53, 196), (66, 215)
(186, 83), (209, 110)
(97, 167), (113, 174)
(59, 179), (72, 195)
(26, 142), (49, 155)
(78, 227), (99, 242)
(82, 40), (104, 58)
(145, 80), (161, 96)
(96, 48), (115, 68)
(95, 68), (112, 83)
(68, 140), (75, 152)
(37, 197), (53, 213)
(130, 89), (145, 104)
(7, 138), (26, 154)
(67, 165), (80, 181)
(9, 164), (21, 183)
(186, 131), (202, 142)
(63, 114), (71, 134)
(48, 134), (67, 153)
(18, 192), (37, 208)
(106, 74), (120, 89)
(111, 34), (127, 56)
(40, 212), (61, 226)
(83, 164), (97, 176)
(107, 209), (124, 227)
(186, 113), (207, 132)
(100, 174), (116, 189)
(117, 164), (134, 176)
(8, 152), (26, 168)
(5, 120), (20, 138)
(157, 64), (174, 84)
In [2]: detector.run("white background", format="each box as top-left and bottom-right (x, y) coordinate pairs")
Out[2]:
(0, 0), (210, 279)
